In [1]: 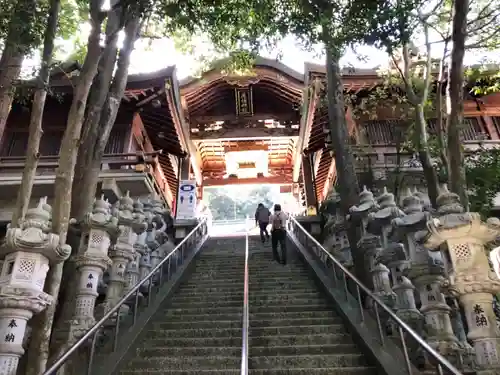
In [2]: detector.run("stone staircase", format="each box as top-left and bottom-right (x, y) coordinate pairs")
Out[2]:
(118, 236), (245, 374)
(248, 237), (378, 375)
(116, 235), (379, 374)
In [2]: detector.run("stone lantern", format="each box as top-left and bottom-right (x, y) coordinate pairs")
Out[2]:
(425, 185), (500, 371)
(69, 196), (116, 341)
(322, 188), (352, 268)
(349, 186), (380, 288)
(98, 192), (143, 317)
(0, 198), (71, 375)
(123, 200), (147, 301)
(392, 188), (460, 359)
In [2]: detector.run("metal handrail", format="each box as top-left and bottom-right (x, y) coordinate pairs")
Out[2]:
(288, 216), (463, 375)
(43, 218), (208, 375)
(240, 218), (250, 375)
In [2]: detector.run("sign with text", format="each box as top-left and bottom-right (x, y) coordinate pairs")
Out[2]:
(176, 180), (197, 220)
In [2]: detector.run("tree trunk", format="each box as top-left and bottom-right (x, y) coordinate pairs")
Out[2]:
(25, 1), (105, 373)
(0, 0), (37, 145)
(11, 0), (61, 228)
(71, 0), (124, 221)
(399, 40), (440, 208)
(435, 41), (450, 178)
(325, 44), (368, 288)
(50, 12), (142, 364)
(49, 2), (124, 356)
(81, 15), (142, 212)
(447, 0), (469, 209)
(415, 104), (440, 207)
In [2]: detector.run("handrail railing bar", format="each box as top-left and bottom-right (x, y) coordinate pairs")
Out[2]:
(43, 218), (207, 375)
(289, 216), (462, 375)
(240, 218), (250, 375)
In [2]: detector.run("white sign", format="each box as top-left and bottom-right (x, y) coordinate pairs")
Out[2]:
(176, 180), (197, 220)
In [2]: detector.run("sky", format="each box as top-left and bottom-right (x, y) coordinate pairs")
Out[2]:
(23, 19), (499, 80)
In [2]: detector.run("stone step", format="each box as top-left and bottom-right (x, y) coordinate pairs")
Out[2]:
(171, 292), (324, 303)
(181, 281), (317, 290)
(250, 297), (329, 306)
(250, 317), (341, 327)
(249, 304), (332, 314)
(249, 344), (359, 356)
(127, 355), (240, 370)
(144, 332), (354, 348)
(163, 306), (243, 315)
(146, 337), (243, 348)
(136, 346), (241, 357)
(153, 320), (241, 330)
(248, 368), (378, 375)
(158, 310), (339, 323)
(147, 327), (243, 339)
(249, 333), (355, 347)
(189, 271), (312, 278)
(176, 286), (244, 293)
(170, 297), (328, 308)
(250, 324), (345, 337)
(249, 353), (368, 368)
(120, 371), (238, 375)
(119, 369), (376, 375)
(177, 285), (315, 294)
(186, 277), (244, 283)
(167, 300), (243, 309)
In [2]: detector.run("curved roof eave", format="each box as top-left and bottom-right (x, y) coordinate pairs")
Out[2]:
(179, 56), (306, 88)
(19, 62), (177, 91)
(304, 62), (380, 78)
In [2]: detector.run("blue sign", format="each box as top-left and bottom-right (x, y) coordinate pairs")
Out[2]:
(180, 184), (195, 192)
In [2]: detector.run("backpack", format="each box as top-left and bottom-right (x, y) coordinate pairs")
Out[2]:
(258, 208), (270, 223)
(272, 212), (284, 230)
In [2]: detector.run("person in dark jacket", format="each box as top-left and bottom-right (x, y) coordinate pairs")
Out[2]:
(255, 203), (271, 243)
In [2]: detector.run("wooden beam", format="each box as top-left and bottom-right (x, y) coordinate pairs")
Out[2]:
(203, 175), (292, 186)
(322, 156), (337, 202)
(191, 113), (298, 124)
(313, 149), (323, 177)
(224, 144), (268, 152)
(165, 82), (203, 186)
(293, 78), (320, 182)
(191, 127), (299, 140)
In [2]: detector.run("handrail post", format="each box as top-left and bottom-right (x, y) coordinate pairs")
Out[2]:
(288, 216), (463, 375)
(240, 217), (250, 375)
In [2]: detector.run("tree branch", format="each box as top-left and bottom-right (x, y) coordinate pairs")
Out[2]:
(421, 16), (432, 104)
(401, 44), (418, 104)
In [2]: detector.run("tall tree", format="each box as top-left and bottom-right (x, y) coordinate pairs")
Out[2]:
(265, 0), (422, 285)
(25, 0), (106, 372)
(10, 0), (62, 228)
(70, 0), (143, 221)
(446, 0), (470, 209)
(0, 0), (38, 143)
(50, 1), (144, 362)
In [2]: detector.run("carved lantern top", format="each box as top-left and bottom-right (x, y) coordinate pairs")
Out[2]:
(22, 197), (51, 232)
(367, 187), (404, 235)
(349, 186), (376, 218)
(115, 191), (135, 225)
(425, 185), (500, 249)
(82, 195), (118, 234)
(151, 194), (166, 216)
(391, 188), (431, 239)
(2, 198), (71, 263)
(436, 184), (464, 215)
(132, 199), (148, 234)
